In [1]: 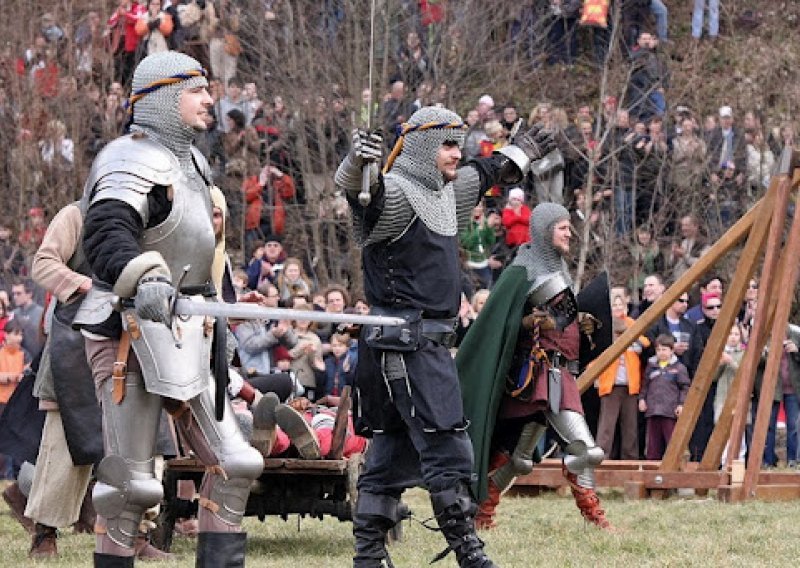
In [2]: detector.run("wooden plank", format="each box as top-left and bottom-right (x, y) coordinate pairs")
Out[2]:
(695, 180), (777, 472)
(743, 180), (800, 498)
(624, 481), (646, 501)
(515, 469), (726, 489)
(726, 172), (794, 465)
(751, 484), (800, 501)
(658, 198), (766, 472)
(327, 385), (352, 460)
(576, 202), (760, 394)
(717, 485), (744, 503)
(530, 459), (661, 471)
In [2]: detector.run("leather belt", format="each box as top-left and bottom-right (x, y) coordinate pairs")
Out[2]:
(421, 318), (457, 349)
(546, 351), (579, 375)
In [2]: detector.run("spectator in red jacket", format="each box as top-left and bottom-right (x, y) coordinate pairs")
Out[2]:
(501, 187), (531, 248)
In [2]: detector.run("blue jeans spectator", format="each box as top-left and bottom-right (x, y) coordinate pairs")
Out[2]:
(764, 395), (799, 466)
(692, 0), (720, 39)
(651, 0), (669, 41)
(547, 15), (578, 65)
(784, 394), (799, 464)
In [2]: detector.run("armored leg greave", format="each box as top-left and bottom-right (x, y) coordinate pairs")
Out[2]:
(430, 484), (497, 568)
(93, 371), (163, 550)
(178, 383), (264, 531)
(546, 409), (604, 489)
(353, 492), (402, 568)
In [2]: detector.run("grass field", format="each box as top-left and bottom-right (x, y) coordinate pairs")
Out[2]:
(3, 485), (800, 567)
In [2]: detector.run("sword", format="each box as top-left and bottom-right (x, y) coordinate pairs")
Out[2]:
(170, 298), (406, 327)
(357, 0), (378, 206)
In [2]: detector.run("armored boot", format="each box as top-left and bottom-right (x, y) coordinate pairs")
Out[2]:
(196, 532), (247, 568)
(134, 533), (175, 561)
(430, 484), (497, 568)
(353, 493), (403, 568)
(562, 464), (613, 530)
(29, 523), (58, 558)
(475, 452), (510, 530)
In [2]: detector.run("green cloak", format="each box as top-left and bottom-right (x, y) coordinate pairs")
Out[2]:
(456, 265), (530, 501)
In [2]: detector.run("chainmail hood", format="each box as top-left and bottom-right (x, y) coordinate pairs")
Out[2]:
(512, 202), (572, 291)
(384, 106), (467, 236)
(128, 52), (208, 167)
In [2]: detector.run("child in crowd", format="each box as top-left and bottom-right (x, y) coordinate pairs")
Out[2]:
(714, 323), (746, 463)
(639, 334), (691, 460)
(318, 332), (357, 406)
(287, 305), (325, 399)
(0, 320), (30, 410)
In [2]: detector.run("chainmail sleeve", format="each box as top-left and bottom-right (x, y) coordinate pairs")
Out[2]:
(453, 165), (483, 234)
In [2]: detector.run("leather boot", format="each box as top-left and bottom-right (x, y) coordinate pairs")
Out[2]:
(275, 404), (321, 459)
(562, 464), (613, 530)
(353, 492), (403, 568)
(2, 482), (34, 534)
(430, 484), (497, 568)
(196, 532), (246, 568)
(475, 452), (510, 530)
(353, 514), (395, 568)
(134, 533), (175, 561)
(74, 481), (97, 534)
(29, 523), (58, 558)
(94, 553), (135, 567)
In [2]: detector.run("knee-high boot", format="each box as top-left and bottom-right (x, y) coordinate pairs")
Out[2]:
(474, 452), (509, 530)
(430, 484), (497, 568)
(353, 493), (403, 568)
(562, 464), (613, 530)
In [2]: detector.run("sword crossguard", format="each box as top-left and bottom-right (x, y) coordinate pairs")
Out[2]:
(168, 264), (192, 348)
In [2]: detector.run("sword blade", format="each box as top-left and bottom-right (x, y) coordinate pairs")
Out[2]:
(173, 298), (406, 326)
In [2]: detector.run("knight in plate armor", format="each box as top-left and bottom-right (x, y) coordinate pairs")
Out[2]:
(336, 106), (556, 568)
(78, 51), (262, 567)
(458, 203), (614, 532)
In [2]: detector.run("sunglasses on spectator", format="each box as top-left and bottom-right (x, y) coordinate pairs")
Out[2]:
(676, 298), (689, 303)
(705, 303), (722, 309)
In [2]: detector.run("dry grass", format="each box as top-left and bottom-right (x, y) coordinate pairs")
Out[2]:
(3, 483), (800, 567)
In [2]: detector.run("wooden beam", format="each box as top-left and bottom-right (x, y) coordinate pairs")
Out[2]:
(742, 180), (800, 498)
(696, 183), (776, 472)
(514, 469), (726, 489)
(751, 485), (800, 501)
(659, 207), (767, 472)
(726, 172), (794, 464)
(577, 202), (760, 393)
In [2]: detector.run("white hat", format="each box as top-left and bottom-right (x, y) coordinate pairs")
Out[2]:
(508, 188), (525, 201)
(478, 94), (495, 108)
(719, 105), (733, 118)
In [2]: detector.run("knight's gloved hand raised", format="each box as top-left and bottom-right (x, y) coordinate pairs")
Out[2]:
(352, 129), (383, 165)
(135, 275), (175, 325)
(513, 124), (556, 163)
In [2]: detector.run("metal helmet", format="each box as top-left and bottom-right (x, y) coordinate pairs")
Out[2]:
(530, 271), (578, 330)
(384, 106), (467, 236)
(128, 51), (208, 165)
(512, 202), (572, 290)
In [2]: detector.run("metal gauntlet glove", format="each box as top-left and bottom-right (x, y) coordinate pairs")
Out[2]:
(135, 275), (174, 325)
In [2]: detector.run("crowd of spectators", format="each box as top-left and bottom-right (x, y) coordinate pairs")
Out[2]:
(0, 0), (797, 472)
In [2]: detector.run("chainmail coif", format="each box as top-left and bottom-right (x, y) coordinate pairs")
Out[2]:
(129, 51), (208, 168)
(385, 106), (467, 236)
(512, 202), (573, 291)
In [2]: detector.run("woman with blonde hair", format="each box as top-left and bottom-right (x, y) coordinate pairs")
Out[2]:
(275, 257), (314, 301)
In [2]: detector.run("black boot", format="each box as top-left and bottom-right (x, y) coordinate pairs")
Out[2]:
(430, 484), (497, 568)
(93, 553), (134, 567)
(353, 492), (402, 568)
(196, 532), (247, 568)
